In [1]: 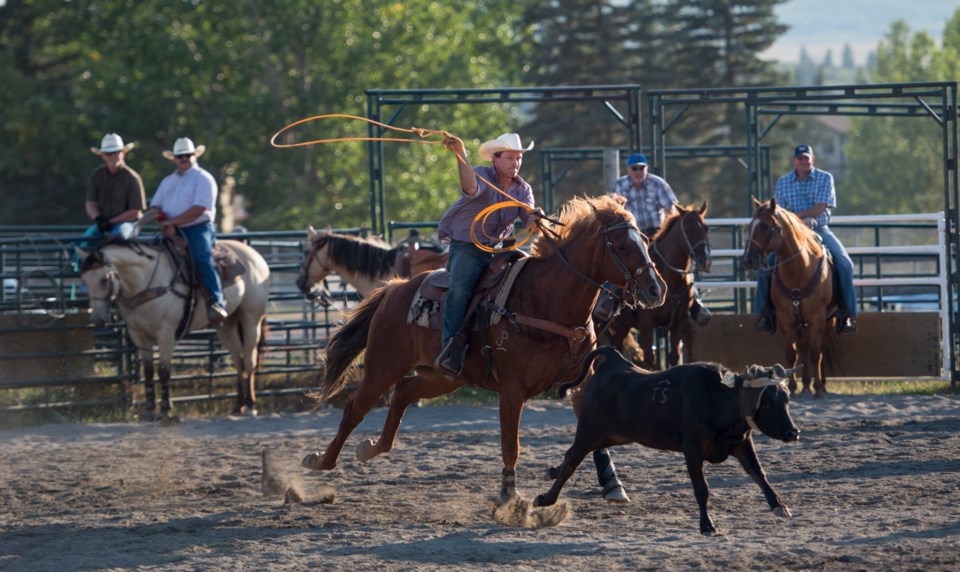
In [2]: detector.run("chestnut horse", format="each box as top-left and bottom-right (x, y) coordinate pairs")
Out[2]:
(296, 228), (447, 306)
(741, 197), (835, 397)
(301, 195), (667, 501)
(603, 202), (711, 368)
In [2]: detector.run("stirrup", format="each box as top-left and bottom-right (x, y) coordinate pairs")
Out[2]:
(434, 338), (464, 375)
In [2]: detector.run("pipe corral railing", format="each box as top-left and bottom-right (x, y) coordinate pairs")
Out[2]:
(0, 212), (954, 415)
(0, 227), (369, 413)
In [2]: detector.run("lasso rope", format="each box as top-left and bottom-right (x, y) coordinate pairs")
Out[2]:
(270, 114), (543, 253)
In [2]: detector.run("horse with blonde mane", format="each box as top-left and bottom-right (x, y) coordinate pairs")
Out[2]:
(742, 197), (836, 397)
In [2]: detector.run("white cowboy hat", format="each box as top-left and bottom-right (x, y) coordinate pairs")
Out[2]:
(89, 133), (136, 155)
(478, 133), (534, 162)
(162, 137), (207, 160)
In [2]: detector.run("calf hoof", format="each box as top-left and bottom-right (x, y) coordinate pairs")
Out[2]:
(301, 452), (326, 471)
(602, 484), (631, 503)
(773, 505), (793, 518)
(533, 494), (552, 508)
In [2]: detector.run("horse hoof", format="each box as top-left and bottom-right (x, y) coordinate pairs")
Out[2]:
(302, 452), (325, 471)
(246, 408), (258, 418)
(773, 505), (792, 518)
(603, 485), (631, 503)
(356, 438), (379, 462)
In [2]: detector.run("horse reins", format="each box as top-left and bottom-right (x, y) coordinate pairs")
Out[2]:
(651, 211), (708, 275)
(748, 214), (809, 272)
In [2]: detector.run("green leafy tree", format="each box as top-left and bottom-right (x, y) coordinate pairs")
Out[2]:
(844, 16), (954, 215)
(1, 0), (534, 231)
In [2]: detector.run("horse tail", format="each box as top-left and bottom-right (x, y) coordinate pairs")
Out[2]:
(557, 346), (615, 399)
(320, 286), (387, 400)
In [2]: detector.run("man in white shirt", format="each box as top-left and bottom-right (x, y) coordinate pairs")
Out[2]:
(150, 137), (227, 325)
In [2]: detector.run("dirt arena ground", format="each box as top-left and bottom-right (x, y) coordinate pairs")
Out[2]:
(1, 392), (959, 571)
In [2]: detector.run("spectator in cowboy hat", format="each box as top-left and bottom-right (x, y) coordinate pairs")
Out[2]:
(84, 132), (145, 240)
(150, 137), (228, 326)
(434, 132), (540, 375)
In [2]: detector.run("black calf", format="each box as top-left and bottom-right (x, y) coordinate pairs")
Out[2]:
(536, 347), (800, 535)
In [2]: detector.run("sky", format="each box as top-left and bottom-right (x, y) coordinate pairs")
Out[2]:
(761, 0), (956, 65)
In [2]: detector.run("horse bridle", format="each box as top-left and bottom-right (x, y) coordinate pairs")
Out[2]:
(89, 265), (120, 305)
(86, 247), (181, 310)
(747, 212), (810, 271)
(652, 211), (709, 275)
(540, 215), (657, 310)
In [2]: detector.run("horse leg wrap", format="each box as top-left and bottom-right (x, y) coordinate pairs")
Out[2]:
(500, 467), (519, 500)
(594, 449), (630, 502)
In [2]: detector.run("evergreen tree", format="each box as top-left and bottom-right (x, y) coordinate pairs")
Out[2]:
(796, 45), (818, 84)
(842, 43), (855, 68)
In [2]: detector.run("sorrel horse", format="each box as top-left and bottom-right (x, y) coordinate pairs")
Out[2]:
(77, 239), (271, 418)
(741, 197), (835, 397)
(603, 202), (711, 368)
(296, 228), (447, 305)
(301, 194), (667, 501)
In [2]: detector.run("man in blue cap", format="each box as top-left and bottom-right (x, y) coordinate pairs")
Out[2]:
(611, 152), (711, 326)
(753, 144), (858, 335)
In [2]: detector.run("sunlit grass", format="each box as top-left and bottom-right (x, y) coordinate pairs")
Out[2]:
(826, 379), (958, 396)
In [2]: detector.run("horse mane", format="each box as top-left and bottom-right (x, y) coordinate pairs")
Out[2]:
(530, 194), (630, 258)
(651, 203), (698, 241)
(770, 203), (825, 257)
(313, 232), (401, 279)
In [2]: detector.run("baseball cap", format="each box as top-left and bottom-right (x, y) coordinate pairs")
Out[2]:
(793, 144), (814, 158)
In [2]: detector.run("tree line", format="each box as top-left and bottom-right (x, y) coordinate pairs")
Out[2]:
(2, 0), (957, 231)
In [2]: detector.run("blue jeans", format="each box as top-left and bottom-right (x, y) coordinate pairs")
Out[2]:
(441, 241), (493, 348)
(754, 225), (857, 317)
(71, 222), (137, 266)
(181, 222), (224, 306)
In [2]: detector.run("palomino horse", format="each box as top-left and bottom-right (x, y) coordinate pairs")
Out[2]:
(301, 194), (667, 501)
(77, 239), (271, 418)
(296, 228), (447, 305)
(741, 197), (835, 397)
(603, 202), (711, 368)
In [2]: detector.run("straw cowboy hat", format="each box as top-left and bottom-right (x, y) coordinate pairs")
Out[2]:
(478, 133), (534, 162)
(162, 137), (207, 160)
(90, 133), (136, 155)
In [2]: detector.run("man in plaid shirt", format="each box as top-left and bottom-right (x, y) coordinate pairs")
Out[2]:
(754, 144), (858, 335)
(611, 152), (711, 326)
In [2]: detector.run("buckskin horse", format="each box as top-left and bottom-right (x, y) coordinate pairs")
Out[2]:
(301, 194), (667, 501)
(77, 238), (271, 418)
(741, 197), (835, 397)
(603, 202), (711, 368)
(296, 228), (447, 306)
